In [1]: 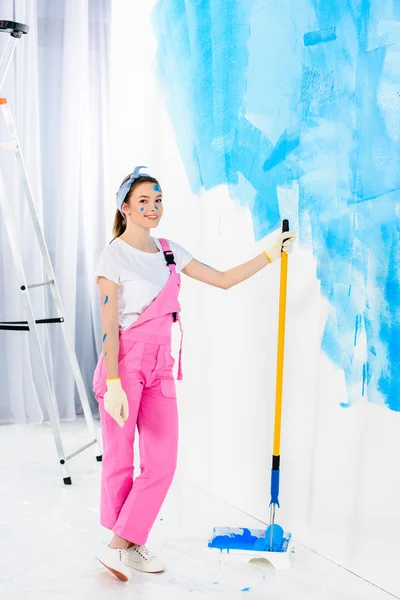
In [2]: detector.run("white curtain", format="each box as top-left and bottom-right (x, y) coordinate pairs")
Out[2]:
(0, 0), (111, 423)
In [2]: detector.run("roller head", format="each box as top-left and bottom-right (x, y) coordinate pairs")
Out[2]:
(265, 524), (285, 552)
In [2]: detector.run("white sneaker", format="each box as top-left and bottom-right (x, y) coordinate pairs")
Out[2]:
(96, 544), (132, 581)
(126, 544), (166, 573)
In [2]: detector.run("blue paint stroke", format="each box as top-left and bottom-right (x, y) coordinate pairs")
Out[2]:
(262, 130), (300, 173)
(153, 0), (400, 411)
(140, 207), (144, 212)
(104, 295), (109, 305)
(304, 27), (337, 47)
(102, 334), (107, 343)
(241, 588), (251, 593)
(154, 184), (161, 192)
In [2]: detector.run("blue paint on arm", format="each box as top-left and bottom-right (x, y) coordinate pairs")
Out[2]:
(304, 27), (337, 47)
(104, 295), (109, 305)
(103, 334), (107, 343)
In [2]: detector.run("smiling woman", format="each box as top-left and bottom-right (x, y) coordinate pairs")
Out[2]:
(92, 165), (294, 581)
(111, 166), (163, 241)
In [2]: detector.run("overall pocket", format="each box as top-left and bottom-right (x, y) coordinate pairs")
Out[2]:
(160, 378), (176, 399)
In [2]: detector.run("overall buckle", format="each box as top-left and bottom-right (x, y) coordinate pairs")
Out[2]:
(164, 250), (176, 266)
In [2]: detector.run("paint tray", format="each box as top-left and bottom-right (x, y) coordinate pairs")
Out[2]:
(208, 526), (293, 570)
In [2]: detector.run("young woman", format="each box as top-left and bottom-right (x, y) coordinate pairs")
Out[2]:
(93, 166), (295, 581)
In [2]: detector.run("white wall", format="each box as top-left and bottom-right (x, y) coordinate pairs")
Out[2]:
(109, 2), (400, 595)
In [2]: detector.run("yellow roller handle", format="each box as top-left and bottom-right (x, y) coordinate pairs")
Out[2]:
(273, 236), (289, 457)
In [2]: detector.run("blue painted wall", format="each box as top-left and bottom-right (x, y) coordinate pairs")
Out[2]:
(153, 0), (400, 411)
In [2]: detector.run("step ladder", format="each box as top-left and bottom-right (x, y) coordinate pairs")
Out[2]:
(0, 20), (102, 483)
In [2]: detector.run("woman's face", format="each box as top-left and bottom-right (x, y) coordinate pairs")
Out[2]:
(122, 181), (163, 229)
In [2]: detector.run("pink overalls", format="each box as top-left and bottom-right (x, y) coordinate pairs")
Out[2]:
(92, 239), (183, 545)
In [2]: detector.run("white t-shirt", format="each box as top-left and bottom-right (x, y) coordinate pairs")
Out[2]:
(95, 237), (193, 329)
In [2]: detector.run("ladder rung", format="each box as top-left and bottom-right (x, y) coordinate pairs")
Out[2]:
(0, 142), (17, 150)
(64, 439), (98, 462)
(0, 317), (64, 330)
(27, 280), (55, 290)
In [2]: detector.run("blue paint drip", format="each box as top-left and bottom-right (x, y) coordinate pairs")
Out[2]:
(241, 588), (251, 593)
(153, 0), (400, 411)
(154, 184), (161, 192)
(155, 205), (159, 210)
(354, 315), (361, 346)
(102, 334), (107, 343)
(304, 27), (337, 47)
(104, 295), (109, 305)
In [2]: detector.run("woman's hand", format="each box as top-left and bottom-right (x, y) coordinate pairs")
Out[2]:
(104, 378), (129, 427)
(264, 231), (295, 263)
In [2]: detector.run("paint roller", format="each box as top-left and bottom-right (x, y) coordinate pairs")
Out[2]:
(208, 219), (293, 567)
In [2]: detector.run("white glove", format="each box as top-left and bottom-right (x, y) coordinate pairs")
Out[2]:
(265, 231), (295, 263)
(104, 378), (129, 427)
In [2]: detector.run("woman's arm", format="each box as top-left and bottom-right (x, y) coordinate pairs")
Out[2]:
(182, 253), (270, 290)
(98, 277), (120, 378)
(182, 231), (295, 290)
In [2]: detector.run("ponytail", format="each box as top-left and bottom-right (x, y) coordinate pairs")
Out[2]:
(110, 210), (126, 243)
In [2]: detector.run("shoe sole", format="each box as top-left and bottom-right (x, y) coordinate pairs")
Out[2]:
(131, 564), (166, 574)
(97, 558), (129, 581)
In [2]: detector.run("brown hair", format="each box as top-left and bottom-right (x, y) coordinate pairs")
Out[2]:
(111, 175), (160, 242)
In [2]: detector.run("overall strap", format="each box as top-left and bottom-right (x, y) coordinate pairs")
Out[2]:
(158, 238), (176, 273)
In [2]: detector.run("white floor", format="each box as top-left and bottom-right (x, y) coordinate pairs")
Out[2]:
(0, 420), (396, 600)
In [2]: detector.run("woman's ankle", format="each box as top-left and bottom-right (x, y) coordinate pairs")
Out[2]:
(109, 534), (131, 550)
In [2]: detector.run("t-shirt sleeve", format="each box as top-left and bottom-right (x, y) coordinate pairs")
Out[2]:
(95, 247), (119, 284)
(168, 240), (193, 273)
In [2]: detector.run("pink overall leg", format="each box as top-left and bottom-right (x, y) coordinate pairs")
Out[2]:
(98, 339), (179, 545)
(113, 377), (179, 545)
(98, 380), (143, 530)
